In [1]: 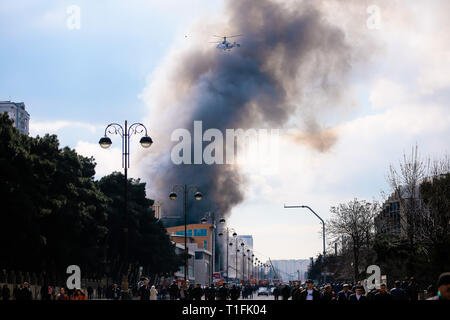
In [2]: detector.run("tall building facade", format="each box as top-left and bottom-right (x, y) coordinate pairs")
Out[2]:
(0, 101), (30, 135)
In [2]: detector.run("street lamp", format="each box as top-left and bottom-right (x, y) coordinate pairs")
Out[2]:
(200, 211), (220, 286)
(99, 120), (152, 299)
(218, 225), (236, 283)
(246, 249), (251, 282)
(240, 242), (245, 283)
(284, 204), (326, 284)
(169, 185), (202, 283)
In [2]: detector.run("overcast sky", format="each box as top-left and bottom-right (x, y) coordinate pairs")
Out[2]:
(2, 0), (450, 261)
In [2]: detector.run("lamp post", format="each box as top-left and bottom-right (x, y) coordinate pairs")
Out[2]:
(235, 237), (240, 284)
(200, 212), (223, 286)
(284, 204), (326, 284)
(169, 185), (202, 283)
(246, 250), (251, 282)
(240, 242), (245, 283)
(99, 120), (153, 299)
(218, 226), (235, 283)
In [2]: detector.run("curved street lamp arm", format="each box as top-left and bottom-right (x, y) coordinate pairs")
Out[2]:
(171, 184), (186, 194)
(104, 123), (124, 137)
(128, 122), (148, 138)
(284, 204), (325, 225)
(187, 184), (200, 194)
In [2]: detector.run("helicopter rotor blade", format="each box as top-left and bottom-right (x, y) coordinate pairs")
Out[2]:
(227, 34), (243, 38)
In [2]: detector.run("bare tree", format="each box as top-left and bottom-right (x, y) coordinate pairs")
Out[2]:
(387, 145), (426, 249)
(328, 199), (378, 282)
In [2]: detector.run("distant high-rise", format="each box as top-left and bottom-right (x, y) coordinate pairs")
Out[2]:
(0, 101), (30, 135)
(270, 259), (310, 282)
(239, 235), (253, 249)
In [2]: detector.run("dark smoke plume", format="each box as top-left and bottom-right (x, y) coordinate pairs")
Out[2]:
(143, 0), (356, 225)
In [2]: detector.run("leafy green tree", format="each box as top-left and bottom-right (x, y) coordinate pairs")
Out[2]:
(97, 172), (183, 283)
(0, 113), (108, 278)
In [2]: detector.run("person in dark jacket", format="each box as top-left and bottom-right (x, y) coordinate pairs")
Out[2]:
(2, 284), (10, 300)
(273, 286), (280, 300)
(300, 280), (321, 300)
(169, 281), (179, 300)
(321, 284), (336, 301)
(17, 282), (32, 300)
(192, 284), (204, 300)
(205, 284), (216, 301)
(374, 284), (392, 301)
(390, 280), (406, 300)
(406, 277), (418, 301)
(291, 284), (302, 300)
(87, 286), (94, 300)
(111, 283), (121, 300)
(218, 284), (229, 300)
(281, 285), (291, 300)
(337, 284), (352, 301)
(349, 286), (367, 301)
(138, 279), (150, 300)
(229, 285), (240, 300)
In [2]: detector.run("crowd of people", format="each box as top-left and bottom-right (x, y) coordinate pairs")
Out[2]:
(271, 273), (450, 301)
(2, 272), (449, 301)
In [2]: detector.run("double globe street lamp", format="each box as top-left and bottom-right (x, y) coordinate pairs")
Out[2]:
(218, 226), (236, 283)
(169, 185), (202, 283)
(200, 212), (224, 286)
(99, 120), (153, 299)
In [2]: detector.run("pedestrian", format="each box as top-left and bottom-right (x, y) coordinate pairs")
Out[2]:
(374, 283), (392, 301)
(56, 288), (69, 301)
(72, 289), (87, 300)
(160, 285), (167, 300)
(281, 284), (291, 300)
(427, 272), (450, 300)
(2, 284), (10, 300)
(97, 284), (103, 299)
(206, 284), (216, 301)
(349, 286), (367, 301)
(390, 280), (406, 301)
(138, 279), (151, 300)
(150, 285), (158, 300)
(169, 281), (179, 300)
(300, 280), (320, 300)
(406, 277), (418, 301)
(230, 284), (240, 301)
(87, 286), (93, 300)
(218, 284), (228, 300)
(337, 284), (352, 301)
(321, 284), (336, 301)
(291, 284), (302, 301)
(192, 284), (204, 300)
(17, 282), (32, 300)
(179, 284), (186, 300)
(111, 283), (121, 300)
(184, 283), (192, 300)
(273, 285), (280, 300)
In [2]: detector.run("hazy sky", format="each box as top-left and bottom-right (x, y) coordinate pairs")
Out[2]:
(2, 0), (450, 261)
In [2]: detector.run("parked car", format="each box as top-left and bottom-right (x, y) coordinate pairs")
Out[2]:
(257, 287), (269, 296)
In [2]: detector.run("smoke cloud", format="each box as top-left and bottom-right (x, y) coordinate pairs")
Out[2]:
(140, 0), (364, 224)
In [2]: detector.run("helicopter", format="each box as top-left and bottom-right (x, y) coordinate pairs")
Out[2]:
(211, 34), (242, 51)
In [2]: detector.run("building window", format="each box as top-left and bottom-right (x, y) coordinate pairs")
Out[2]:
(204, 240), (208, 249)
(195, 252), (203, 260)
(175, 230), (192, 236)
(194, 229), (207, 237)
